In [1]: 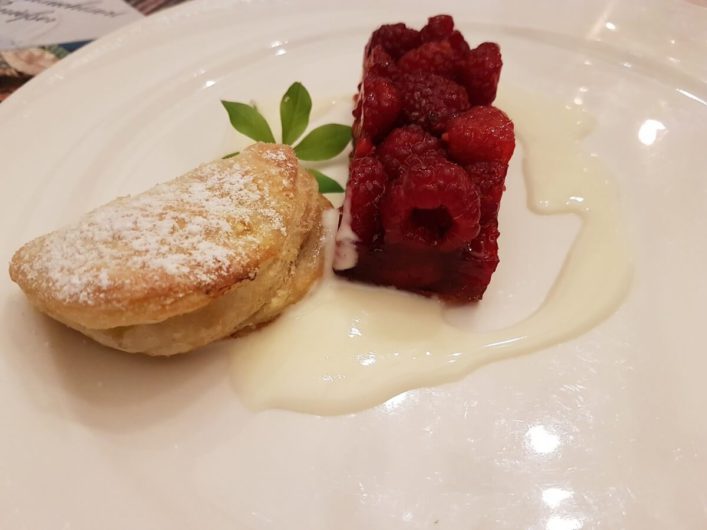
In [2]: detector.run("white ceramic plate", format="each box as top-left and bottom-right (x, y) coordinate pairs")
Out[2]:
(1, 1), (706, 528)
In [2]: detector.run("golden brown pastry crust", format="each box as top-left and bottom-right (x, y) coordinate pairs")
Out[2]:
(9, 144), (331, 355)
(237, 195), (331, 334)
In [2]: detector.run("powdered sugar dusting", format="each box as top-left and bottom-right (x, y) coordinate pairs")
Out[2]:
(261, 149), (288, 162)
(17, 146), (293, 306)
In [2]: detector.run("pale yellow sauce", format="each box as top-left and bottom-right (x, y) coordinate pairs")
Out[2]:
(230, 91), (632, 415)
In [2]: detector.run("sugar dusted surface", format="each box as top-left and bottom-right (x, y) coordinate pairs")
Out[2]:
(15, 146), (291, 306)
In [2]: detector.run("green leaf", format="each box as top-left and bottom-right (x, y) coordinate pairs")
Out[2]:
(308, 168), (344, 193)
(280, 82), (312, 145)
(222, 151), (240, 159)
(221, 100), (276, 143)
(294, 124), (352, 161)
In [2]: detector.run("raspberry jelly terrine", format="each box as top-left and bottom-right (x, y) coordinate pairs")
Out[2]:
(334, 14), (516, 303)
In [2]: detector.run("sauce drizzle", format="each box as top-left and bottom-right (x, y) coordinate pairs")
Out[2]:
(230, 90), (632, 415)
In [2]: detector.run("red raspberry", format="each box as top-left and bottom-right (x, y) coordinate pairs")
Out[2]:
(459, 42), (502, 105)
(447, 30), (471, 54)
(346, 156), (388, 244)
(449, 220), (501, 302)
(352, 90), (361, 120)
(353, 136), (374, 157)
(397, 72), (470, 133)
(357, 75), (402, 140)
(465, 220), (500, 261)
(420, 15), (455, 42)
(364, 45), (397, 78)
(398, 40), (462, 79)
(377, 250), (443, 290)
(377, 125), (445, 178)
(368, 23), (421, 60)
(442, 106), (515, 164)
(381, 158), (480, 251)
(383, 255), (443, 290)
(465, 161), (508, 221)
(336, 15), (512, 303)
(339, 248), (443, 290)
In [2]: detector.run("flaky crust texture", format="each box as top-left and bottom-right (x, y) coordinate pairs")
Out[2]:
(237, 195), (332, 333)
(10, 144), (328, 354)
(79, 195), (330, 355)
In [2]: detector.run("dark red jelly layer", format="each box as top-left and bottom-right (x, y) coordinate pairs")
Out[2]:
(336, 14), (515, 303)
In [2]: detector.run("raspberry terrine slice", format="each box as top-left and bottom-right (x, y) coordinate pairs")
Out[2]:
(334, 14), (515, 303)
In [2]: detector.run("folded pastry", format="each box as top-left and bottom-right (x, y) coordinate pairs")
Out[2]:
(9, 144), (330, 355)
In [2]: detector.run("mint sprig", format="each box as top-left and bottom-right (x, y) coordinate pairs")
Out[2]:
(221, 82), (349, 193)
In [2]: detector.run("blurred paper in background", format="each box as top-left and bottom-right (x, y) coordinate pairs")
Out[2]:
(0, 0), (142, 49)
(0, 0), (188, 100)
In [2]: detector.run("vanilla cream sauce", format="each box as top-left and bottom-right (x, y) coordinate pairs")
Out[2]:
(230, 91), (632, 415)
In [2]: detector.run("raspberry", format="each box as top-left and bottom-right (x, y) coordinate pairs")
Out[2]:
(465, 161), (508, 221)
(337, 15), (512, 303)
(442, 106), (515, 164)
(346, 156), (388, 244)
(398, 40), (462, 79)
(364, 45), (397, 78)
(447, 221), (501, 302)
(447, 30), (471, 54)
(356, 76), (402, 140)
(459, 42), (502, 105)
(352, 136), (374, 157)
(377, 125), (445, 178)
(420, 15), (455, 42)
(352, 90), (362, 120)
(379, 251), (443, 289)
(382, 255), (442, 289)
(340, 248), (443, 291)
(381, 158), (480, 251)
(397, 72), (470, 133)
(368, 23), (421, 60)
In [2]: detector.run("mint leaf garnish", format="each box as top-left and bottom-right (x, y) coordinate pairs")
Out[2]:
(280, 82), (312, 145)
(221, 84), (351, 192)
(294, 124), (352, 161)
(307, 168), (344, 193)
(221, 101), (276, 143)
(222, 151), (240, 159)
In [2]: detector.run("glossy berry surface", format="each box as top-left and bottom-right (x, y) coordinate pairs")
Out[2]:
(368, 23), (421, 59)
(346, 156), (388, 245)
(443, 106), (515, 165)
(338, 14), (515, 303)
(364, 45), (398, 78)
(355, 76), (402, 141)
(460, 42), (503, 105)
(377, 125), (444, 178)
(397, 72), (469, 133)
(419, 15), (455, 42)
(381, 159), (480, 251)
(465, 161), (509, 221)
(398, 40), (463, 79)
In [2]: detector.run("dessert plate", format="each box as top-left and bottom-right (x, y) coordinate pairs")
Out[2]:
(1, 0), (706, 528)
